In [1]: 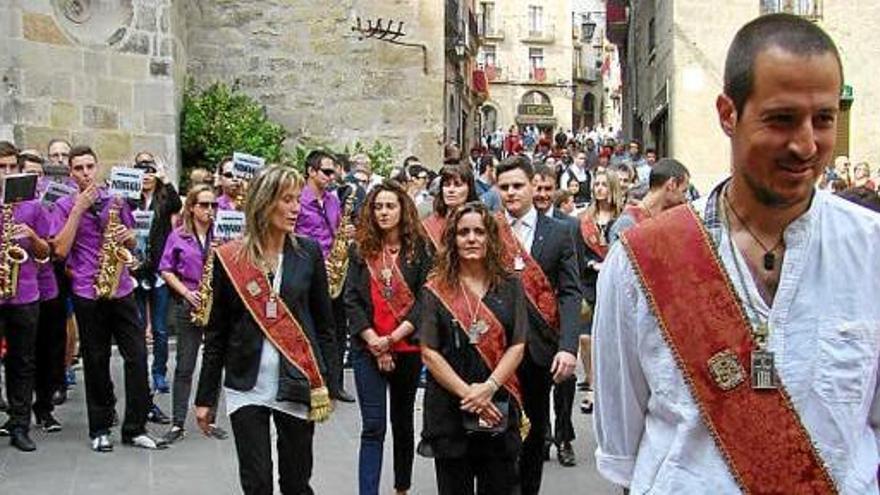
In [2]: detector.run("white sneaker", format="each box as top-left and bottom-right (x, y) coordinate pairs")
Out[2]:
(123, 433), (168, 450)
(91, 434), (113, 453)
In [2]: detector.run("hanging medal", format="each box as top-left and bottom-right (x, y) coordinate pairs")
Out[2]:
(266, 296), (278, 320)
(468, 318), (489, 344)
(265, 253), (283, 321)
(750, 322), (775, 389)
(381, 248), (395, 299)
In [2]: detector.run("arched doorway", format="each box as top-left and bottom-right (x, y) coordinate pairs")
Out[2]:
(583, 93), (596, 129)
(481, 105), (498, 135)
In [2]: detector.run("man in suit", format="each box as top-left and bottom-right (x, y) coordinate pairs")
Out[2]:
(531, 163), (583, 468)
(496, 156), (584, 494)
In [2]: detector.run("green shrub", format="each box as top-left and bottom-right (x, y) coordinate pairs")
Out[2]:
(179, 81), (289, 188)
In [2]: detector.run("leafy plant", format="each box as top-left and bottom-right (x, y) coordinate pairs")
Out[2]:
(179, 81), (289, 187)
(343, 140), (395, 177)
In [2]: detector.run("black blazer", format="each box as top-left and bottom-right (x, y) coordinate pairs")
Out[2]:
(525, 212), (584, 367)
(137, 182), (182, 277)
(344, 241), (433, 347)
(195, 236), (338, 409)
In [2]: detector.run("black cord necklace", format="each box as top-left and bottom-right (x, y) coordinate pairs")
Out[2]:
(723, 191), (784, 271)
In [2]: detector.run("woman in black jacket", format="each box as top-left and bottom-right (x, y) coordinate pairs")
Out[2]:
(132, 152), (182, 395)
(195, 166), (338, 495)
(345, 180), (432, 495)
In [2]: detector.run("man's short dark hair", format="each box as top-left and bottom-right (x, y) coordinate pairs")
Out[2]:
(306, 150), (335, 171)
(403, 155), (421, 167)
(69, 145), (97, 164)
(533, 163), (556, 183)
(477, 155), (495, 176)
(496, 155), (534, 181)
(645, 148), (657, 155)
(0, 141), (19, 159)
(335, 153), (352, 173)
(724, 13), (843, 115)
(649, 158), (689, 189)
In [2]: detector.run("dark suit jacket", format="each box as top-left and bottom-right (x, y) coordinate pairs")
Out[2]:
(525, 212), (584, 367)
(136, 182), (181, 277)
(343, 241), (433, 348)
(195, 236), (338, 409)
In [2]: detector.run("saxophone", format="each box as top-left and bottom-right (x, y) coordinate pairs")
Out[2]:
(190, 241), (215, 326)
(94, 198), (137, 299)
(0, 204), (29, 300)
(326, 188), (355, 299)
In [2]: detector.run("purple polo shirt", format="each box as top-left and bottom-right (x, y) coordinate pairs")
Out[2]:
(294, 184), (340, 258)
(218, 194), (235, 211)
(159, 227), (208, 292)
(51, 189), (136, 300)
(0, 199), (50, 306)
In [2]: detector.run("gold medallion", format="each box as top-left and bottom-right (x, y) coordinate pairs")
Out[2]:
(707, 349), (745, 391)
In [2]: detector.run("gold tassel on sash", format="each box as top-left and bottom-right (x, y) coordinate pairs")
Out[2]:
(520, 412), (531, 440)
(309, 386), (333, 422)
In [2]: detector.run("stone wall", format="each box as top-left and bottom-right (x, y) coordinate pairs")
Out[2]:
(0, 0), (183, 179)
(182, 0), (445, 167)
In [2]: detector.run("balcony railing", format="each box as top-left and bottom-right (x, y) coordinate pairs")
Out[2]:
(760, 0), (822, 19)
(529, 67), (547, 82)
(575, 65), (600, 82)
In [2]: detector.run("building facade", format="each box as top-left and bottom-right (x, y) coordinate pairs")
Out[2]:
(1, 0), (448, 178)
(617, 0), (880, 190)
(477, 0), (576, 135)
(445, 0), (485, 156)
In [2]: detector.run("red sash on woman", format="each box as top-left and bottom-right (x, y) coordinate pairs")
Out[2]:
(621, 205), (837, 494)
(424, 278), (524, 409)
(422, 214), (445, 252)
(364, 254), (415, 324)
(494, 213), (559, 332)
(215, 241), (332, 422)
(579, 212), (609, 259)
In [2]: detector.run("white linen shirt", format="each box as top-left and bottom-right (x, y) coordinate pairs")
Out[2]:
(593, 184), (880, 494)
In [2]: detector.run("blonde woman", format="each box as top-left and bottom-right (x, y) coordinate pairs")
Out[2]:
(195, 166), (338, 494)
(576, 168), (624, 414)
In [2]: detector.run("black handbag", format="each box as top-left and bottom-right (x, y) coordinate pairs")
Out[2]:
(462, 398), (510, 435)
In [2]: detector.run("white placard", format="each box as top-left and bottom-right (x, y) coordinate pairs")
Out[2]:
(213, 210), (246, 240)
(133, 210), (155, 237)
(42, 181), (78, 204)
(232, 152), (266, 180)
(109, 167), (144, 200)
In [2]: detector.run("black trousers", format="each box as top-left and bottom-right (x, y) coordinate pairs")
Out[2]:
(72, 294), (150, 439)
(518, 353), (554, 495)
(0, 303), (38, 431)
(330, 295), (348, 392)
(434, 454), (517, 495)
(32, 295), (68, 416)
(229, 405), (315, 495)
(543, 376), (576, 446)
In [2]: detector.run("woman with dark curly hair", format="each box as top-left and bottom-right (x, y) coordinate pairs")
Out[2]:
(418, 201), (529, 494)
(344, 180), (433, 495)
(421, 164), (479, 251)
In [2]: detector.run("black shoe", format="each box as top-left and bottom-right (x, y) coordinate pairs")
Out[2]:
(122, 433), (168, 450)
(580, 399), (593, 415)
(208, 424), (228, 440)
(148, 404), (171, 424)
(334, 389), (356, 403)
(35, 413), (63, 433)
(10, 429), (37, 452)
(90, 434), (113, 453)
(52, 389), (67, 406)
(163, 426), (185, 444)
(557, 442), (577, 467)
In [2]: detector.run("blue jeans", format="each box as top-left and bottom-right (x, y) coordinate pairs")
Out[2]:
(352, 344), (421, 494)
(135, 283), (170, 381)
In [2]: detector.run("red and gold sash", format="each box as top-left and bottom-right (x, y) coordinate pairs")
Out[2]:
(579, 212), (609, 259)
(215, 241), (332, 422)
(623, 203), (651, 225)
(422, 214), (446, 252)
(621, 205), (837, 494)
(424, 278), (524, 409)
(364, 253), (415, 323)
(494, 212), (559, 332)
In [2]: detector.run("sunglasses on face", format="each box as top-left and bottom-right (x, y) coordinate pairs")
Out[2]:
(196, 201), (218, 209)
(319, 168), (336, 177)
(221, 172), (235, 179)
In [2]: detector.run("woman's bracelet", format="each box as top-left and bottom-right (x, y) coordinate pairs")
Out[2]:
(487, 376), (501, 392)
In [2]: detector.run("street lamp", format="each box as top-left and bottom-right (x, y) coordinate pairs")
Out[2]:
(454, 35), (467, 58)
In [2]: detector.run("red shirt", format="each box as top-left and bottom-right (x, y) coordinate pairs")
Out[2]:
(369, 277), (419, 353)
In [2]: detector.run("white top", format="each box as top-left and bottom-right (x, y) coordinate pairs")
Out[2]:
(593, 184), (880, 494)
(506, 206), (538, 253)
(225, 253), (308, 420)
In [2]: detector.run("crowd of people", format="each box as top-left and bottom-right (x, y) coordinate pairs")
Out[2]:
(2, 12), (880, 495)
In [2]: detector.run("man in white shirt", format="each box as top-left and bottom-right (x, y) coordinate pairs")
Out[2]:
(593, 13), (880, 494)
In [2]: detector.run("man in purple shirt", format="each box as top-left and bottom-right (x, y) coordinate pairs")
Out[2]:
(0, 141), (51, 451)
(294, 150), (354, 402)
(51, 145), (165, 452)
(18, 150), (67, 433)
